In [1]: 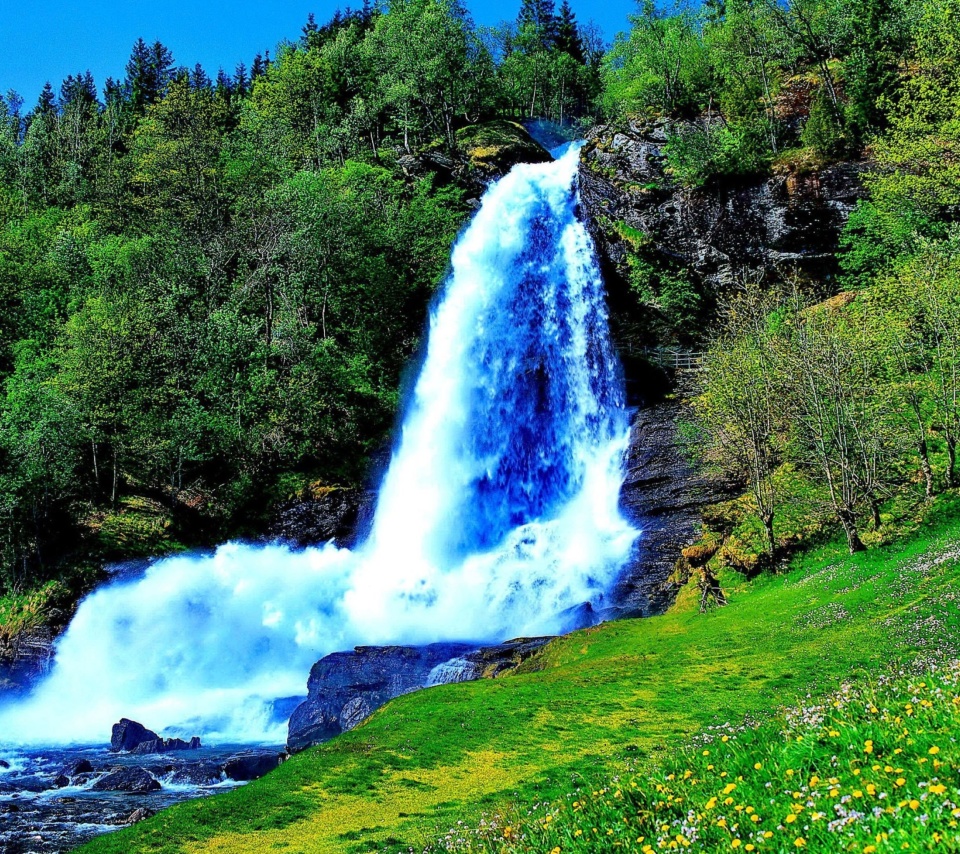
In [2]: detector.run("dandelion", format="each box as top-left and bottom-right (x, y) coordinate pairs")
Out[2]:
(929, 746), (940, 755)
(754, 763), (762, 770)
(731, 841), (741, 849)
(865, 741), (874, 754)
(794, 838), (806, 847)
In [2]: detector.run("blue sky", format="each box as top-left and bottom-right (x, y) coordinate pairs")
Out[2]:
(0, 0), (637, 104)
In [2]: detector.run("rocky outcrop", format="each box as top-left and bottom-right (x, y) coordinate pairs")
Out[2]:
(111, 719), (160, 752)
(130, 736), (201, 755)
(91, 767), (162, 794)
(398, 120), (552, 199)
(110, 718), (201, 754)
(266, 488), (375, 549)
(578, 119), (868, 299)
(611, 397), (737, 617)
(287, 642), (474, 752)
(287, 637), (553, 752)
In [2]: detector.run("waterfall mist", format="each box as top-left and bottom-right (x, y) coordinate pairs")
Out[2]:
(0, 147), (638, 746)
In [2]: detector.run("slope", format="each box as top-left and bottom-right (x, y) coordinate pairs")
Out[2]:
(79, 497), (960, 854)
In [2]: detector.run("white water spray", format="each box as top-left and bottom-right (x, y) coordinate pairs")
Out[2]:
(0, 147), (638, 745)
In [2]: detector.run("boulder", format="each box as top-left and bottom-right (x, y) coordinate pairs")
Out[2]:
(222, 752), (281, 782)
(110, 719), (160, 752)
(287, 642), (475, 752)
(60, 759), (93, 776)
(287, 638), (555, 752)
(165, 761), (224, 786)
(130, 736), (201, 755)
(91, 767), (161, 794)
(120, 807), (155, 825)
(52, 774), (70, 789)
(0, 759), (9, 769)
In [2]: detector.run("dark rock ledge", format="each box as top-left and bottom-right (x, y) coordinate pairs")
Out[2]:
(287, 637), (554, 753)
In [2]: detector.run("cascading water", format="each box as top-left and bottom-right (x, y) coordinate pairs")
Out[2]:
(0, 145), (638, 746)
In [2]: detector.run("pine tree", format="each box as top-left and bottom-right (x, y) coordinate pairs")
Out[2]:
(215, 68), (233, 96)
(37, 82), (56, 116)
(233, 62), (249, 96)
(125, 38), (175, 110)
(517, 0), (559, 48)
(303, 11), (319, 46)
(251, 54), (266, 81)
(191, 63), (211, 90)
(556, 0), (585, 62)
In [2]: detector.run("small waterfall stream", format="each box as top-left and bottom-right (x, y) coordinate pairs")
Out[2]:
(0, 145), (637, 746)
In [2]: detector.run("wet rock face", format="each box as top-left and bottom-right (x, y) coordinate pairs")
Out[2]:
(111, 719), (160, 752)
(91, 767), (162, 794)
(0, 627), (55, 696)
(266, 488), (375, 549)
(287, 643), (475, 752)
(286, 638), (554, 753)
(611, 397), (738, 617)
(578, 120), (869, 296)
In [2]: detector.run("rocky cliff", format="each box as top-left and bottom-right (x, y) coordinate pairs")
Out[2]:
(577, 120), (867, 613)
(578, 120), (868, 342)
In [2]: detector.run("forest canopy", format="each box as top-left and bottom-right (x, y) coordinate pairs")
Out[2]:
(1, 0), (958, 604)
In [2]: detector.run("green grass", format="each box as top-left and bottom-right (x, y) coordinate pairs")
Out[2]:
(450, 663), (960, 853)
(79, 496), (960, 854)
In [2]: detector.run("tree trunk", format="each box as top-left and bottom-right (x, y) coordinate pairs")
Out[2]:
(870, 497), (882, 531)
(111, 446), (118, 507)
(761, 510), (776, 562)
(947, 435), (957, 489)
(918, 438), (935, 499)
(838, 507), (865, 554)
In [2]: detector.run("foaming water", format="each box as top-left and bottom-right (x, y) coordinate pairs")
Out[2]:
(0, 147), (638, 745)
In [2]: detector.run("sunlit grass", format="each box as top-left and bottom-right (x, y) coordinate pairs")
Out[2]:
(440, 664), (960, 853)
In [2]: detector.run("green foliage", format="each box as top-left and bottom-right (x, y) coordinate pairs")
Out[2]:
(664, 122), (771, 186)
(0, 0), (538, 595)
(603, 1), (713, 119)
(602, 0), (920, 185)
(800, 86), (847, 157)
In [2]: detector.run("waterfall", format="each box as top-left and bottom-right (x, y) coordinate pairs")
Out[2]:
(0, 146), (638, 746)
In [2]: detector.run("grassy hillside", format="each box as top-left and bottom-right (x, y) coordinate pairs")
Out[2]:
(80, 496), (960, 854)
